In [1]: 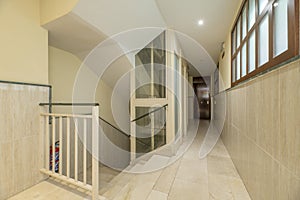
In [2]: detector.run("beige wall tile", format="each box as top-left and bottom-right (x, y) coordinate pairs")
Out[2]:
(279, 63), (300, 178)
(259, 71), (280, 160)
(218, 59), (300, 200)
(245, 78), (262, 143)
(0, 83), (49, 199)
(0, 142), (14, 199)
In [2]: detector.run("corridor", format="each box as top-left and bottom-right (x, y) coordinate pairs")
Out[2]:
(9, 121), (251, 200)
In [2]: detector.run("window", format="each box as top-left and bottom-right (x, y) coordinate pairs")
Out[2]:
(258, 15), (269, 66)
(231, 0), (298, 86)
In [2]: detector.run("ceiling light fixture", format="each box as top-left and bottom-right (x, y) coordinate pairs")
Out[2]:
(273, 2), (279, 7)
(198, 20), (204, 26)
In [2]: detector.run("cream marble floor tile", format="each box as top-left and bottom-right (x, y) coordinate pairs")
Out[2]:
(208, 139), (230, 158)
(8, 180), (88, 200)
(228, 177), (251, 200)
(168, 178), (209, 200)
(175, 157), (208, 184)
(208, 174), (233, 200)
(207, 155), (239, 178)
(146, 190), (168, 200)
(8, 120), (252, 200)
(153, 160), (181, 194)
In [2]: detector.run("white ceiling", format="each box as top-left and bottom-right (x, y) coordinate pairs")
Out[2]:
(43, 13), (106, 60)
(155, 0), (242, 63)
(44, 0), (242, 78)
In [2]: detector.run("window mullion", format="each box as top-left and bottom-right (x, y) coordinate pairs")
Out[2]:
(269, 3), (274, 62)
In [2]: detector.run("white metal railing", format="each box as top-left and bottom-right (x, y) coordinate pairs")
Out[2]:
(39, 105), (99, 200)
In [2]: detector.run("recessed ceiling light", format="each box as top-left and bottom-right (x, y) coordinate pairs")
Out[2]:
(273, 2), (279, 7)
(198, 20), (204, 26)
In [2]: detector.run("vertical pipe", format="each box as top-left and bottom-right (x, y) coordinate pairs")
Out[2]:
(74, 118), (78, 181)
(83, 118), (87, 185)
(59, 117), (63, 175)
(66, 117), (70, 178)
(92, 106), (99, 200)
(45, 116), (49, 170)
(52, 117), (56, 173)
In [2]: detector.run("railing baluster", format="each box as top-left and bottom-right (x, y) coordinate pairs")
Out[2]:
(59, 117), (63, 175)
(83, 118), (87, 185)
(92, 106), (99, 200)
(74, 118), (78, 182)
(45, 116), (49, 170)
(39, 103), (101, 197)
(52, 117), (56, 173)
(66, 117), (70, 178)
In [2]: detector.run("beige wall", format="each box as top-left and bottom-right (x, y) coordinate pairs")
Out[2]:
(49, 46), (130, 168)
(49, 46), (116, 125)
(40, 0), (78, 25)
(219, 59), (300, 199)
(218, 0), (243, 92)
(218, 34), (231, 91)
(0, 0), (48, 84)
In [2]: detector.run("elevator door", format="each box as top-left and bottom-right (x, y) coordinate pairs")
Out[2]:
(194, 84), (211, 119)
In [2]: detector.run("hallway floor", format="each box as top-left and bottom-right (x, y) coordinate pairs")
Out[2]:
(9, 121), (251, 200)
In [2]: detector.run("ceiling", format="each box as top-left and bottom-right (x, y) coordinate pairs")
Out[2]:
(44, 13), (107, 60)
(155, 0), (242, 63)
(44, 0), (242, 78)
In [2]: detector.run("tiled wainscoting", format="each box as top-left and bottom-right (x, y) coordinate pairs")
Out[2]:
(219, 59), (300, 199)
(0, 82), (49, 199)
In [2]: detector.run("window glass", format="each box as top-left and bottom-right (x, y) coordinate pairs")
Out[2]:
(259, 0), (269, 14)
(232, 27), (237, 54)
(236, 51), (241, 80)
(248, 0), (256, 30)
(258, 15), (269, 66)
(242, 6), (247, 39)
(273, 0), (288, 56)
(248, 31), (256, 72)
(236, 17), (241, 48)
(232, 59), (236, 82)
(242, 44), (247, 77)
(231, 0), (296, 85)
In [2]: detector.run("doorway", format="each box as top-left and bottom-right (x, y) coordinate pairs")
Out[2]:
(193, 77), (211, 120)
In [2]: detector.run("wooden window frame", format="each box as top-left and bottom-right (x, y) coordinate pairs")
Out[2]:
(231, 0), (299, 87)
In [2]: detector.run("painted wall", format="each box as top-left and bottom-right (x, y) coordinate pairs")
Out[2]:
(218, 34), (231, 91)
(217, 0), (243, 92)
(0, 0), (48, 84)
(49, 46), (115, 124)
(40, 0), (78, 25)
(218, 59), (300, 199)
(49, 46), (130, 168)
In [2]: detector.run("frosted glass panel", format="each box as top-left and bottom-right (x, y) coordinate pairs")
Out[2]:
(258, 15), (269, 66)
(135, 48), (152, 98)
(242, 44), (247, 77)
(242, 6), (247, 39)
(236, 52), (241, 80)
(248, 0), (256, 30)
(232, 27), (236, 54)
(232, 59), (236, 82)
(259, 0), (269, 14)
(248, 32), (256, 72)
(236, 18), (241, 48)
(273, 0), (288, 56)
